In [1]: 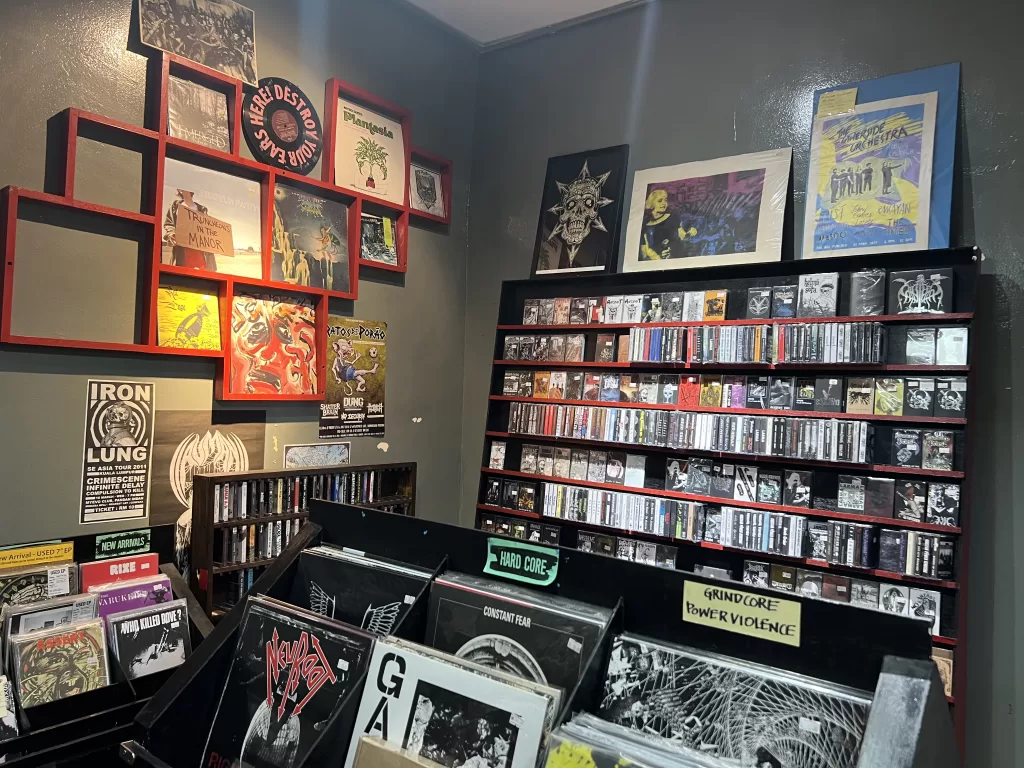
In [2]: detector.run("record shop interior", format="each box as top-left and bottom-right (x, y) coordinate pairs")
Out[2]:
(0, 0), (1015, 766)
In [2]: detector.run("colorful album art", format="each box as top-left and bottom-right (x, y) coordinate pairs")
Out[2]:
(409, 163), (445, 218)
(334, 99), (406, 205)
(138, 0), (258, 87)
(161, 158), (262, 279)
(320, 317), (386, 439)
(360, 212), (399, 266)
(531, 145), (629, 277)
(807, 63), (960, 252)
(622, 148), (791, 272)
(803, 94), (937, 258)
(156, 286), (221, 350)
(229, 292), (318, 396)
(272, 186), (351, 293)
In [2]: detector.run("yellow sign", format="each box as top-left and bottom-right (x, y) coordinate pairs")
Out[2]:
(683, 580), (801, 647)
(382, 216), (395, 249)
(816, 87), (858, 117)
(0, 541), (74, 570)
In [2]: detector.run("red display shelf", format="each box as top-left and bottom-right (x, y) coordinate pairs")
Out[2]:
(495, 359), (970, 373)
(932, 635), (958, 647)
(476, 503), (541, 520)
(489, 395), (968, 425)
(482, 467), (962, 535)
(484, 431), (966, 479)
(497, 312), (974, 332)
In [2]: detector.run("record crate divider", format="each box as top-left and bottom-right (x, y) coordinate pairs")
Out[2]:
(189, 461), (416, 618)
(477, 246), (980, 752)
(0, 50), (452, 402)
(127, 502), (957, 768)
(0, 565), (212, 767)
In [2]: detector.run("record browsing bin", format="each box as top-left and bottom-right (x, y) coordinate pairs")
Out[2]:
(190, 462), (416, 619)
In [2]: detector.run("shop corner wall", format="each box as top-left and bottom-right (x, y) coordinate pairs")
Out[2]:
(459, 2), (1023, 767)
(0, 0), (478, 541)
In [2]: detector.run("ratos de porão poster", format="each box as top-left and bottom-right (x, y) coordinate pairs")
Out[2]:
(320, 317), (386, 439)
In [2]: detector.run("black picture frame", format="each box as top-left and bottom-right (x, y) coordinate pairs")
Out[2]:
(530, 144), (629, 278)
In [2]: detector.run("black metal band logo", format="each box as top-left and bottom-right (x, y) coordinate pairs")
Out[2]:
(243, 78), (323, 175)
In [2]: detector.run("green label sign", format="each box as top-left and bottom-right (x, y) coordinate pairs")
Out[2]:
(95, 529), (151, 560)
(483, 538), (559, 586)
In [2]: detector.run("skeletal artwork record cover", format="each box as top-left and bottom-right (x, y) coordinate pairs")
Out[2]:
(203, 597), (374, 768)
(108, 598), (192, 679)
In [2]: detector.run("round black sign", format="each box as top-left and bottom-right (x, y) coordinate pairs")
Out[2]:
(242, 77), (323, 176)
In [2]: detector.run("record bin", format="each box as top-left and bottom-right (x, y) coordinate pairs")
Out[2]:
(125, 502), (958, 768)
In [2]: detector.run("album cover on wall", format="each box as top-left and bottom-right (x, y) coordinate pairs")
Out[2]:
(409, 163), (446, 218)
(530, 145), (629, 277)
(623, 148), (791, 273)
(599, 635), (872, 768)
(139, 0), (258, 86)
(273, 186), (351, 293)
(290, 547), (432, 637)
(204, 596), (374, 768)
(157, 286), (221, 350)
(108, 598), (192, 679)
(360, 212), (400, 266)
(345, 637), (555, 768)
(166, 75), (230, 152)
(335, 99), (407, 205)
(229, 292), (318, 396)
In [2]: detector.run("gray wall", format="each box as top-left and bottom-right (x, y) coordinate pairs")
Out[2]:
(0, 0), (477, 543)
(460, 3), (1021, 766)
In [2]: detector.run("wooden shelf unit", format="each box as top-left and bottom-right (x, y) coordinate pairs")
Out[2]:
(190, 461), (416, 617)
(476, 247), (979, 750)
(1, 52), (452, 401)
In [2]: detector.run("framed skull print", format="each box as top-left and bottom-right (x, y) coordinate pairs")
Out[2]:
(530, 144), (629, 277)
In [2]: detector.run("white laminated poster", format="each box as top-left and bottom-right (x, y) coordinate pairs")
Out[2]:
(622, 148), (792, 272)
(335, 99), (406, 205)
(345, 638), (551, 768)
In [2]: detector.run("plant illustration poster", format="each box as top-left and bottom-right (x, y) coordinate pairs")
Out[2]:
(320, 317), (386, 439)
(80, 380), (155, 525)
(334, 99), (406, 205)
(803, 93), (937, 258)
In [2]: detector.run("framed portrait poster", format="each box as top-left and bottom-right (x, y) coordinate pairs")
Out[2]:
(530, 144), (629, 277)
(622, 148), (791, 272)
(802, 93), (938, 259)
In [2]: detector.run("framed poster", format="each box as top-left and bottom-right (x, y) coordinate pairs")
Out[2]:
(320, 317), (386, 438)
(530, 145), (629, 277)
(803, 93), (937, 258)
(806, 63), (959, 252)
(229, 292), (318, 396)
(138, 0), (258, 87)
(622, 148), (791, 272)
(334, 99), (406, 205)
(409, 163), (445, 218)
(80, 380), (155, 525)
(272, 186), (350, 293)
(156, 286), (221, 350)
(283, 442), (351, 468)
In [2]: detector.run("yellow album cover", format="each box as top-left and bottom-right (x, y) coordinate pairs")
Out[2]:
(157, 287), (221, 350)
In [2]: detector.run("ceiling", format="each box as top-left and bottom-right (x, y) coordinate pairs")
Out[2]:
(401, 0), (642, 46)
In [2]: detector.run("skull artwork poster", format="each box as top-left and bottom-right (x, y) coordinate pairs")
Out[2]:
(530, 144), (629, 277)
(229, 292), (318, 396)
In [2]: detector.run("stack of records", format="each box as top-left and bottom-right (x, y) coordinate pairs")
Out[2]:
(598, 634), (873, 768)
(0, 562), (79, 610)
(11, 618), (110, 708)
(545, 713), (726, 768)
(89, 574), (174, 621)
(345, 636), (560, 768)
(1, 593), (98, 671)
(0, 675), (17, 743)
(426, 572), (612, 694)
(289, 546), (433, 636)
(107, 598), (191, 679)
(202, 595), (375, 768)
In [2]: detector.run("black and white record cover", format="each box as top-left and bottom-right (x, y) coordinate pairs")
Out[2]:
(345, 638), (552, 768)
(599, 635), (872, 768)
(108, 598), (191, 679)
(0, 675), (17, 743)
(426, 572), (609, 693)
(203, 596), (374, 768)
(167, 75), (230, 152)
(290, 548), (432, 637)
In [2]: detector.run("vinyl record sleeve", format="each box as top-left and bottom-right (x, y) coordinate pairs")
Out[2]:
(13, 619), (110, 708)
(289, 549), (431, 637)
(0, 675), (17, 743)
(108, 598), (192, 679)
(426, 573), (609, 692)
(2, 594), (97, 670)
(345, 638), (553, 768)
(90, 574), (173, 620)
(0, 562), (80, 610)
(203, 597), (374, 768)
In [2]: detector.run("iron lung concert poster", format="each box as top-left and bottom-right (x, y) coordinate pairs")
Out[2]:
(320, 317), (386, 439)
